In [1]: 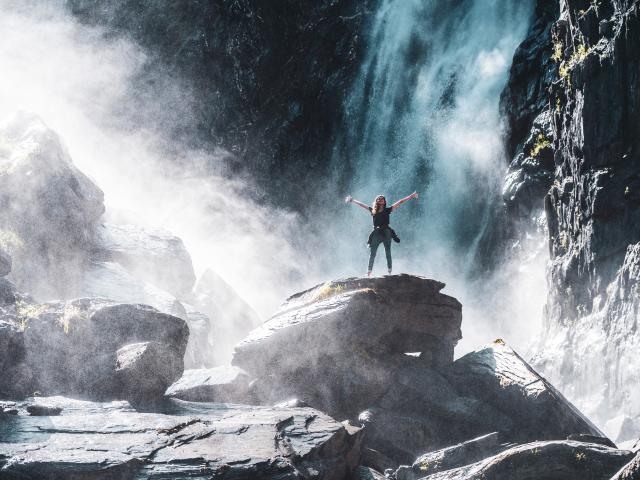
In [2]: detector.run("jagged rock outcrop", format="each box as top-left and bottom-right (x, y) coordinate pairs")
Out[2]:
(0, 112), (105, 299)
(612, 451), (640, 480)
(233, 275), (462, 418)
(501, 0), (640, 427)
(0, 396), (362, 479)
(360, 341), (604, 464)
(1, 297), (188, 402)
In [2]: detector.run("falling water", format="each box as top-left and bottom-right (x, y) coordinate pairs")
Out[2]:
(332, 0), (534, 281)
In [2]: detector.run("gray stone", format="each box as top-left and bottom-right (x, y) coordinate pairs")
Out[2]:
(115, 341), (183, 403)
(443, 342), (605, 443)
(95, 223), (196, 296)
(0, 112), (104, 299)
(166, 366), (250, 403)
(611, 451), (640, 480)
(234, 276), (461, 377)
(0, 396), (362, 479)
(189, 268), (261, 365)
(26, 405), (63, 416)
(18, 298), (188, 400)
(354, 466), (385, 480)
(419, 440), (633, 480)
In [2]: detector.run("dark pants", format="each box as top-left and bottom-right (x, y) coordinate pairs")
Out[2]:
(368, 227), (392, 272)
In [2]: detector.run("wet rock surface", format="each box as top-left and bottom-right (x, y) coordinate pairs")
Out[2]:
(416, 440), (632, 480)
(501, 0), (640, 425)
(0, 396), (362, 480)
(233, 275), (462, 418)
(1, 298), (188, 402)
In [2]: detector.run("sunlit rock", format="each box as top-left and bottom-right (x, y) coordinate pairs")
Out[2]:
(0, 112), (104, 298)
(95, 223), (196, 296)
(442, 342), (604, 442)
(234, 275), (461, 374)
(189, 268), (260, 365)
(166, 365), (250, 402)
(114, 341), (183, 403)
(0, 396), (362, 479)
(7, 298), (188, 401)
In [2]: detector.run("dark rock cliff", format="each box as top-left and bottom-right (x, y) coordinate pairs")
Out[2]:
(65, 0), (375, 208)
(500, 0), (640, 425)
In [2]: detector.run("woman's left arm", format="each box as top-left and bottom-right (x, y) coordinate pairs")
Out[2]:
(391, 191), (418, 209)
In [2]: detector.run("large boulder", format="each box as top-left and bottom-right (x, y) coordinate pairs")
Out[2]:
(0, 112), (104, 298)
(11, 298), (188, 401)
(417, 440), (633, 480)
(234, 275), (461, 376)
(0, 396), (362, 479)
(95, 223), (196, 296)
(442, 341), (604, 442)
(612, 451), (640, 480)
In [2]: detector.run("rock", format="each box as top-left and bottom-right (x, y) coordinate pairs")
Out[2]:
(354, 466), (385, 480)
(234, 276), (461, 377)
(567, 433), (617, 449)
(114, 342), (183, 403)
(80, 261), (215, 368)
(0, 249), (10, 277)
(443, 342), (605, 443)
(0, 318), (29, 398)
(189, 268), (260, 365)
(420, 440), (633, 480)
(26, 405), (63, 416)
(0, 112), (104, 299)
(95, 223), (196, 296)
(390, 433), (509, 480)
(0, 396), (362, 479)
(361, 447), (396, 473)
(17, 298), (188, 400)
(166, 366), (250, 403)
(612, 451), (640, 480)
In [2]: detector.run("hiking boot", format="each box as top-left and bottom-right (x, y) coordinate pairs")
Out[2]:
(391, 231), (400, 243)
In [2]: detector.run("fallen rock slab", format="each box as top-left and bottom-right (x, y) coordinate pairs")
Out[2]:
(442, 341), (605, 442)
(421, 440), (633, 480)
(166, 366), (250, 402)
(234, 275), (461, 377)
(0, 396), (362, 480)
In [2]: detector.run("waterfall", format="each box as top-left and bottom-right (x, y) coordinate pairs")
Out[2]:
(332, 0), (535, 281)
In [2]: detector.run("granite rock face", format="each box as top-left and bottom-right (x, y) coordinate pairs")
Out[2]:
(500, 0), (640, 426)
(166, 366), (251, 403)
(0, 396), (362, 480)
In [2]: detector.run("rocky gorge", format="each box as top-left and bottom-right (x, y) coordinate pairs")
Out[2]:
(1, 0), (640, 478)
(0, 115), (637, 477)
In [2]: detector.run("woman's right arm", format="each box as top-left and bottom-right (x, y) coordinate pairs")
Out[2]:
(345, 195), (370, 212)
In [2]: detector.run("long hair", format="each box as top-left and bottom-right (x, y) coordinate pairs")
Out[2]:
(371, 195), (386, 215)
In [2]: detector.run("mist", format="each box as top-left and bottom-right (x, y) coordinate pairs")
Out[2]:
(0, 0), (548, 361)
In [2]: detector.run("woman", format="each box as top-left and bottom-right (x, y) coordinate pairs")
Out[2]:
(345, 191), (419, 276)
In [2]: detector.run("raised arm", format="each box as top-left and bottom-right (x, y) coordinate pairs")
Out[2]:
(391, 191), (418, 209)
(344, 195), (371, 212)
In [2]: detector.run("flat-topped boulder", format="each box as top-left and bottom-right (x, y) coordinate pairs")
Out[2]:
(0, 396), (362, 479)
(233, 275), (462, 377)
(166, 366), (251, 402)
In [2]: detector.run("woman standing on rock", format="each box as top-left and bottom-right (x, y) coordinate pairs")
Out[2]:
(345, 192), (419, 276)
